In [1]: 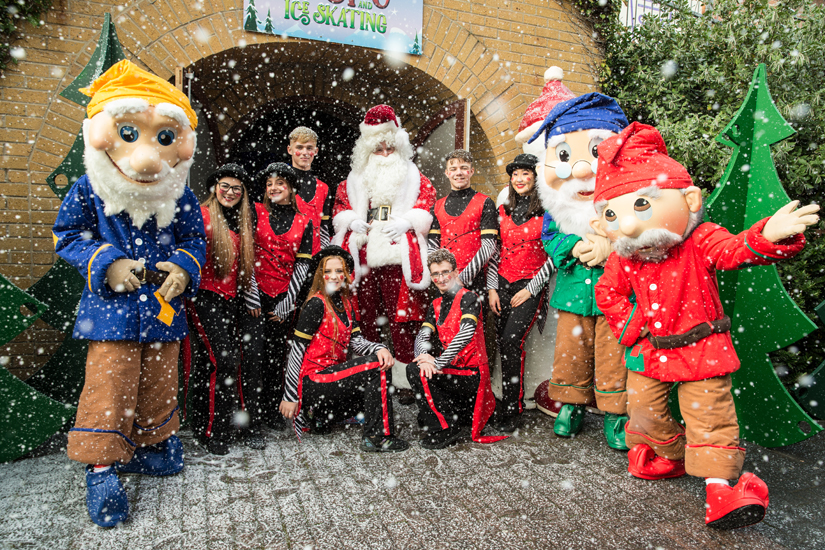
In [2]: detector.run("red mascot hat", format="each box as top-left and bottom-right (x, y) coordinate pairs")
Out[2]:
(594, 121), (693, 204)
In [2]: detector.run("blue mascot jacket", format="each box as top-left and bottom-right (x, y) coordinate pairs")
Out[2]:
(53, 174), (206, 342)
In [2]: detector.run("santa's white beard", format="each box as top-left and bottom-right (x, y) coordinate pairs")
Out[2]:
(83, 143), (191, 229)
(541, 177), (597, 239)
(361, 152), (409, 206)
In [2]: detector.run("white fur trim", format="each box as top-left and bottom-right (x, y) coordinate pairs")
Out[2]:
(333, 210), (360, 239)
(546, 134), (566, 148)
(359, 120), (399, 138)
(103, 98), (149, 117)
(155, 102), (192, 128)
(496, 187), (509, 208)
(515, 121), (542, 144)
(401, 208), (432, 237)
(545, 66), (564, 81)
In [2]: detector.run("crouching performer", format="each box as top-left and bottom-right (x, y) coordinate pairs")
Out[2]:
(407, 249), (508, 449)
(279, 247), (410, 452)
(592, 122), (819, 529)
(53, 60), (206, 527)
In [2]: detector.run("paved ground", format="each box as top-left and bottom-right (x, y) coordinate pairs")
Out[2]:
(1, 401), (823, 550)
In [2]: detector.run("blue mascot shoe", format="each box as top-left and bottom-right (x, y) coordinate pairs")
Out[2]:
(85, 466), (128, 527)
(115, 435), (184, 476)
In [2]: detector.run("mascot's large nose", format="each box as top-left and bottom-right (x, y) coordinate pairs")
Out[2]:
(619, 215), (642, 237)
(571, 160), (593, 180)
(129, 144), (163, 176)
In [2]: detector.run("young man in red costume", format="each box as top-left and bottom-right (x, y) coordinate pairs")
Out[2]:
(288, 126), (333, 252)
(332, 105), (435, 376)
(428, 150), (499, 298)
(592, 122), (820, 529)
(407, 249), (507, 449)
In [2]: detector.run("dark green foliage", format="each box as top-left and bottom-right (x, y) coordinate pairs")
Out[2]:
(0, 0), (54, 74)
(600, 0), (825, 384)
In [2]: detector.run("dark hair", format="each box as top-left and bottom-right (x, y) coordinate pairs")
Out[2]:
(445, 149), (473, 166)
(427, 248), (457, 271)
(257, 162), (300, 213)
(504, 171), (545, 219)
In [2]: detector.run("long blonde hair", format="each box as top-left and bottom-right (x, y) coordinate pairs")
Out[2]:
(305, 255), (353, 342)
(202, 183), (255, 291)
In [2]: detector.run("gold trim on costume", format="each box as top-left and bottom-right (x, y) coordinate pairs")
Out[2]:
(87, 244), (113, 291)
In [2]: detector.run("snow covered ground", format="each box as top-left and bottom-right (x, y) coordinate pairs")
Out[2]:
(1, 403), (822, 550)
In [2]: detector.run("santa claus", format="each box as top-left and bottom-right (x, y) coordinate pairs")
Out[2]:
(332, 105), (436, 373)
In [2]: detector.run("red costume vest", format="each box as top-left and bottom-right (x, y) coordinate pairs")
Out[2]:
(434, 192), (487, 271)
(433, 288), (487, 369)
(295, 178), (328, 254)
(199, 206), (240, 299)
(497, 205), (548, 283)
(301, 294), (354, 376)
(431, 288), (505, 444)
(253, 202), (311, 298)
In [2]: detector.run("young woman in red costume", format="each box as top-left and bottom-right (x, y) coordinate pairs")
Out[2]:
(487, 154), (555, 433)
(188, 164), (255, 455)
(242, 162), (314, 449)
(279, 247), (409, 452)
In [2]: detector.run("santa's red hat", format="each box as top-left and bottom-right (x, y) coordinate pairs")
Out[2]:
(594, 122), (693, 204)
(360, 104), (402, 138)
(515, 67), (577, 144)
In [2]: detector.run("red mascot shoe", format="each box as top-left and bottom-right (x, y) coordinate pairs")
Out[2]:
(534, 380), (564, 417)
(627, 444), (686, 480)
(705, 473), (769, 530)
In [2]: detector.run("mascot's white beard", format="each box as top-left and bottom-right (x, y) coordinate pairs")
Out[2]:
(612, 207), (704, 262)
(83, 123), (192, 229)
(361, 152), (409, 205)
(540, 177), (597, 239)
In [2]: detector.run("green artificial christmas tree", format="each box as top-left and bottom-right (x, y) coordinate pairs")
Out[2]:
(244, 0), (260, 32)
(705, 64), (822, 447)
(409, 33), (422, 56)
(264, 8), (274, 34)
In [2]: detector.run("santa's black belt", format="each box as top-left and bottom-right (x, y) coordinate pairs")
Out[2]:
(367, 205), (392, 223)
(132, 266), (168, 286)
(646, 316), (731, 350)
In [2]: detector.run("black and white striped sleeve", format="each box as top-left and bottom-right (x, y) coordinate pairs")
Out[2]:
(272, 222), (314, 318)
(525, 257), (555, 297)
(282, 338), (308, 403)
(487, 240), (500, 290)
(459, 238), (496, 286)
(427, 207), (441, 255)
(434, 292), (479, 370)
(244, 273), (261, 310)
(414, 324), (434, 357)
(349, 321), (387, 356)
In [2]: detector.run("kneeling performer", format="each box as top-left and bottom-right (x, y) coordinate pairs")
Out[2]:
(407, 249), (508, 449)
(279, 246), (409, 452)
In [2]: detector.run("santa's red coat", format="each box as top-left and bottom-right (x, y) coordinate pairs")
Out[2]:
(595, 219), (804, 382)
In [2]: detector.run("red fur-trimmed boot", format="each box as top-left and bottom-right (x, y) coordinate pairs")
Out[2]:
(705, 473), (769, 530)
(533, 380), (564, 417)
(627, 444), (686, 480)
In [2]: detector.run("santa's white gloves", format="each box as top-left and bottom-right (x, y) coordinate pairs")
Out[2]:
(382, 215), (412, 240)
(106, 259), (143, 293)
(762, 200), (820, 243)
(155, 261), (191, 302)
(350, 219), (371, 234)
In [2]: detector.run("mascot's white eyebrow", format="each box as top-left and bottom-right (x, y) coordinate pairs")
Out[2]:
(102, 98), (191, 129)
(546, 129), (615, 150)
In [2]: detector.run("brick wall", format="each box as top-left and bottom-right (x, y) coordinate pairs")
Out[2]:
(0, 0), (600, 379)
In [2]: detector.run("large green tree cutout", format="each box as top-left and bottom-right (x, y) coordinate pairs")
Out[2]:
(0, 14), (127, 463)
(705, 64), (821, 447)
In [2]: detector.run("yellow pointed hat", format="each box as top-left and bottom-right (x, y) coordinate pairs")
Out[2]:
(81, 60), (198, 129)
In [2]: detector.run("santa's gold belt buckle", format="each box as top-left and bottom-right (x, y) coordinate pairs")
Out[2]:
(368, 205), (392, 223)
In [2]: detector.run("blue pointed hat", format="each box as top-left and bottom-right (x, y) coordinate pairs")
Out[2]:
(528, 92), (628, 146)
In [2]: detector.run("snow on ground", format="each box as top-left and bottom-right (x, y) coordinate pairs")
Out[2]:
(1, 403), (822, 550)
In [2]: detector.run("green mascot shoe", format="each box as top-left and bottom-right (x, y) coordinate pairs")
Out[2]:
(554, 404), (585, 437)
(603, 413), (630, 450)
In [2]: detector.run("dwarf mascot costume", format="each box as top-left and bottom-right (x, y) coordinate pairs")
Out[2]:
(333, 105), (436, 368)
(527, 93), (631, 450)
(593, 122), (818, 529)
(53, 60), (206, 527)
